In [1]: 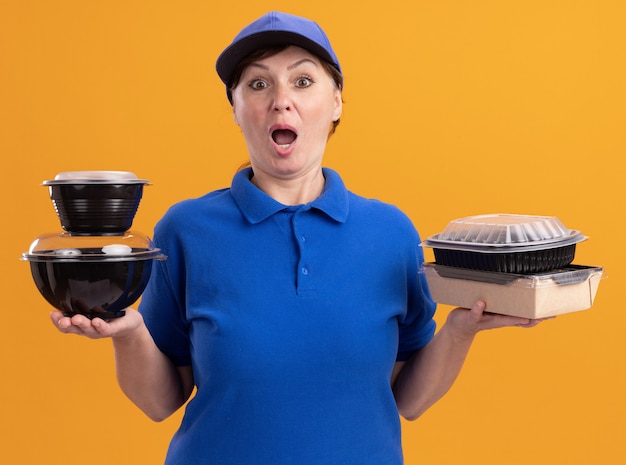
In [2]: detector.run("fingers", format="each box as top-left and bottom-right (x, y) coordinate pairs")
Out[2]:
(514, 316), (555, 328)
(50, 311), (112, 339)
(454, 300), (553, 331)
(473, 301), (554, 330)
(50, 311), (78, 332)
(50, 308), (142, 339)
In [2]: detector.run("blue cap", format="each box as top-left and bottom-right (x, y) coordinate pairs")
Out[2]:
(216, 12), (341, 99)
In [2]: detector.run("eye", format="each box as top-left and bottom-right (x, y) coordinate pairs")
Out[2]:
(295, 76), (314, 88)
(248, 79), (268, 90)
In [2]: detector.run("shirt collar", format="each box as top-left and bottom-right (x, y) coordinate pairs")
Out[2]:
(231, 167), (349, 224)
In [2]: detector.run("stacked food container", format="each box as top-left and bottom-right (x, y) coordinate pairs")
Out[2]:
(421, 214), (604, 318)
(22, 171), (166, 319)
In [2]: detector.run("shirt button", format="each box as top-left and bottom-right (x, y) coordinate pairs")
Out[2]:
(301, 236), (306, 242)
(301, 267), (309, 275)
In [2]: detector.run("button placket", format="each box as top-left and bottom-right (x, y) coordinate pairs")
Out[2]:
(292, 208), (312, 291)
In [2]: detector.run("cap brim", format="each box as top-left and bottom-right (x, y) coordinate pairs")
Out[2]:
(216, 30), (340, 87)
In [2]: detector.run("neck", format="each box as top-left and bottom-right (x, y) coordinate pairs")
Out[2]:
(251, 168), (325, 206)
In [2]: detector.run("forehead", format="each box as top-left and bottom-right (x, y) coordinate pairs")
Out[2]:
(243, 46), (323, 71)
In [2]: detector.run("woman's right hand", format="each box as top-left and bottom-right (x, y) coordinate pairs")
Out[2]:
(50, 308), (143, 340)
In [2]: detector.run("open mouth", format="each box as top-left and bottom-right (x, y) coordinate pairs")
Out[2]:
(271, 129), (297, 148)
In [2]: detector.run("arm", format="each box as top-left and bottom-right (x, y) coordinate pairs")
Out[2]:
(51, 310), (194, 422)
(392, 300), (545, 421)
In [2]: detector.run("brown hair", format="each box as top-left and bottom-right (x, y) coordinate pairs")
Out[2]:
(228, 45), (344, 136)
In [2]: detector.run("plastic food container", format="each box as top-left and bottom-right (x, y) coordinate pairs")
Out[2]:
(22, 231), (166, 319)
(422, 263), (604, 319)
(422, 214), (587, 273)
(43, 171), (150, 234)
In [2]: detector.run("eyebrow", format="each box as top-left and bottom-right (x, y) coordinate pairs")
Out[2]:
(247, 58), (319, 72)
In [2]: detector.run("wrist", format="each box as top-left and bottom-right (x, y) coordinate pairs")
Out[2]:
(109, 309), (146, 342)
(444, 309), (479, 344)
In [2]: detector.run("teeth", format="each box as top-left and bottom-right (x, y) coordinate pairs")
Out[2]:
(278, 144), (290, 149)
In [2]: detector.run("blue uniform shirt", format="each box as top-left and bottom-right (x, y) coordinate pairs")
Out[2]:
(140, 167), (437, 464)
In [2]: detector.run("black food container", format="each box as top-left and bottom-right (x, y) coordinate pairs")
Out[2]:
(22, 231), (166, 319)
(422, 214), (587, 274)
(43, 171), (150, 234)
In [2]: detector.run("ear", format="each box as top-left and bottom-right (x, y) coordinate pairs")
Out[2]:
(232, 104), (240, 126)
(332, 89), (343, 122)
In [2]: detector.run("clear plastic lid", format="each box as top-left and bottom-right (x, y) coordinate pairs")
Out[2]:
(42, 170), (150, 185)
(422, 263), (604, 289)
(423, 214), (587, 251)
(22, 231), (166, 262)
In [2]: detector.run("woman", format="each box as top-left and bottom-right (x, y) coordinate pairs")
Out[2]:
(51, 11), (544, 464)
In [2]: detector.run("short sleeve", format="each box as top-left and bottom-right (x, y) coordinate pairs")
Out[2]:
(396, 235), (437, 361)
(139, 214), (192, 367)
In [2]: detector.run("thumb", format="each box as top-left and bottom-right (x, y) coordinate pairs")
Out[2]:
(468, 300), (486, 324)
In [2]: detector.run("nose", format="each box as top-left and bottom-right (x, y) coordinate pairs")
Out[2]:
(272, 84), (291, 112)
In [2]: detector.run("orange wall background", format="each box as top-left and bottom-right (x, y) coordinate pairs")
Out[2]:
(1, 1), (624, 464)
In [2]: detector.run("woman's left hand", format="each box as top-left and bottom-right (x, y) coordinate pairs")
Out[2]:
(446, 300), (550, 340)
